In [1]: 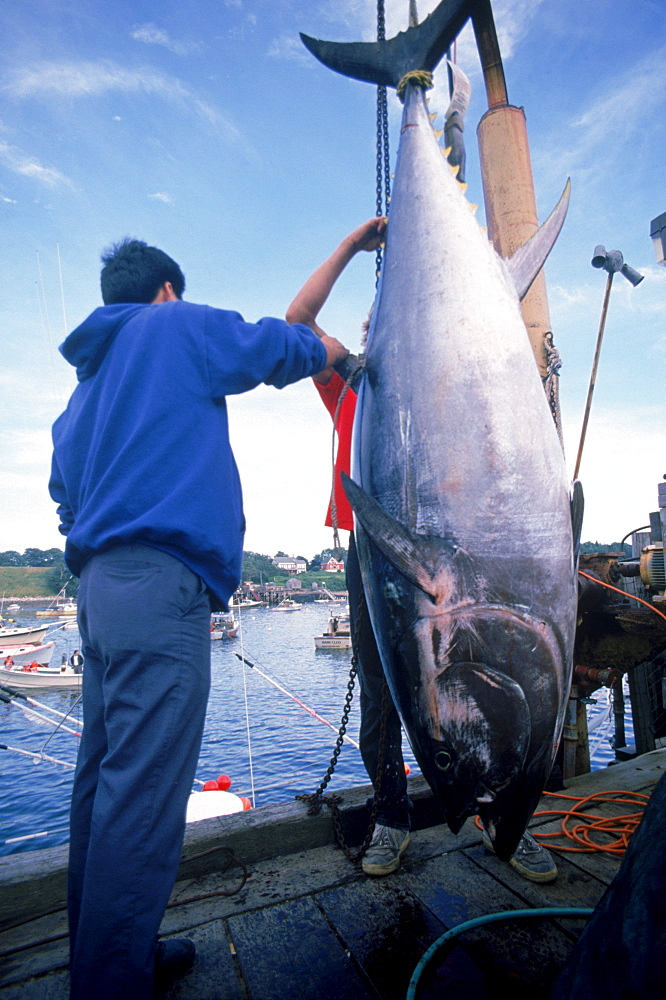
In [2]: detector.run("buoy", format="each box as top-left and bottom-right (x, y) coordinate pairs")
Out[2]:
(202, 779), (219, 791)
(404, 763), (411, 776)
(186, 790), (245, 823)
(216, 774), (232, 790)
(240, 797), (252, 810)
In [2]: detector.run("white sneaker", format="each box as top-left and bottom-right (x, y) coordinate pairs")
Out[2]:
(362, 824), (410, 877)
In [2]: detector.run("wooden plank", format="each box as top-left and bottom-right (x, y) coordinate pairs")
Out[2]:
(0, 909), (68, 963)
(228, 896), (376, 1000)
(160, 819), (483, 937)
(0, 969), (69, 1000)
(0, 935), (68, 989)
(158, 924), (245, 1000)
(316, 877), (491, 1000)
(403, 850), (574, 996)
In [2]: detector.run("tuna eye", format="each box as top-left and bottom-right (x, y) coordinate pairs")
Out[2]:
(435, 750), (453, 771)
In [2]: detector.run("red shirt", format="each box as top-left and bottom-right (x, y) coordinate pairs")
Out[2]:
(314, 371), (356, 531)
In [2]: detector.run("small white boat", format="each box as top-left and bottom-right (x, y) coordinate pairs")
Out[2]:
(272, 599), (302, 611)
(0, 641), (56, 667)
(231, 598), (264, 609)
(6, 604), (20, 612)
(314, 612), (352, 649)
(0, 623), (50, 645)
(0, 651), (81, 689)
(36, 599), (77, 619)
(210, 613), (239, 640)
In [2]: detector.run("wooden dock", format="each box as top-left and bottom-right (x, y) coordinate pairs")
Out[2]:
(1, 753), (663, 1000)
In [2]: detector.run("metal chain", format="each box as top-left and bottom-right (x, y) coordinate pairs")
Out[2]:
(375, 0), (390, 287)
(296, 592), (391, 863)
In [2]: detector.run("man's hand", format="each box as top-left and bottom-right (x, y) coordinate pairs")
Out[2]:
(319, 334), (349, 371)
(346, 217), (387, 254)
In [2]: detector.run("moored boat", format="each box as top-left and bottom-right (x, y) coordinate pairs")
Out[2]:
(272, 599), (302, 611)
(314, 611), (352, 649)
(210, 612), (239, 640)
(0, 623), (51, 646)
(35, 602), (77, 619)
(0, 641), (56, 668)
(0, 655), (80, 690)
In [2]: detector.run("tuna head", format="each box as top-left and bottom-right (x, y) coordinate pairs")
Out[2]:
(344, 473), (571, 861)
(396, 606), (566, 861)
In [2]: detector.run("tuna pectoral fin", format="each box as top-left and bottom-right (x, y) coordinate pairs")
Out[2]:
(342, 472), (445, 600)
(300, 0), (471, 89)
(506, 180), (571, 301)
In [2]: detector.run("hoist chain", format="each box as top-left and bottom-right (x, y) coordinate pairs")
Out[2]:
(296, 594), (391, 863)
(374, 0), (390, 287)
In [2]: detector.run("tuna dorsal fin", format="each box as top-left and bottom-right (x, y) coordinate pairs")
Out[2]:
(342, 472), (447, 599)
(300, 0), (471, 90)
(505, 179), (571, 301)
(570, 479), (584, 563)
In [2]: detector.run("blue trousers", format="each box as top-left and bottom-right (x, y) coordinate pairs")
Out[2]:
(346, 534), (411, 830)
(68, 545), (211, 1000)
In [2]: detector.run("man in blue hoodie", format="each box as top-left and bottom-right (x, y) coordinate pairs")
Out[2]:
(49, 238), (348, 1000)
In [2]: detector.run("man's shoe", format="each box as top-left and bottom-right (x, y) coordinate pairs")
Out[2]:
(362, 824), (410, 877)
(154, 937), (196, 989)
(482, 829), (558, 883)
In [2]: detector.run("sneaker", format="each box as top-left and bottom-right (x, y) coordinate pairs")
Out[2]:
(154, 937), (196, 989)
(362, 823), (410, 876)
(482, 829), (558, 883)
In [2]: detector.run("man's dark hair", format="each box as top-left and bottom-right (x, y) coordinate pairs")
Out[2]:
(100, 238), (186, 305)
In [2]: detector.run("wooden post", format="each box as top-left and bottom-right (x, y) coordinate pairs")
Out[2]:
(471, 0), (555, 386)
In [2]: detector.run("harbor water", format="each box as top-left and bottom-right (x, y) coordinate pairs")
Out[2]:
(0, 602), (632, 856)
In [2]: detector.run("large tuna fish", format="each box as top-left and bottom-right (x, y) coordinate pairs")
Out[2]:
(302, 1), (581, 859)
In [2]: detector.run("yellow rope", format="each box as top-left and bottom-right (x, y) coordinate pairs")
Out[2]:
(396, 70), (434, 102)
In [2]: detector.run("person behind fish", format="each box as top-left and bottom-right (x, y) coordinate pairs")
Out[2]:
(287, 216), (413, 877)
(287, 219), (559, 884)
(49, 238), (349, 1000)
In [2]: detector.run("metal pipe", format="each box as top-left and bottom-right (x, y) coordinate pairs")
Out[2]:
(573, 272), (613, 480)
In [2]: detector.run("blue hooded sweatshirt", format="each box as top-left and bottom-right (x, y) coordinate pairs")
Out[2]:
(49, 301), (327, 609)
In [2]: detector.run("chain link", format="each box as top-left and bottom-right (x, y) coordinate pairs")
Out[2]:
(296, 590), (391, 862)
(375, 0), (390, 287)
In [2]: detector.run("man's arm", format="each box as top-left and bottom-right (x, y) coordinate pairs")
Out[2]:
(286, 217), (387, 336)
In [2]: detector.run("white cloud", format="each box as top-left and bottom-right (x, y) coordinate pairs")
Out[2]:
(130, 23), (200, 56)
(0, 142), (72, 188)
(563, 46), (666, 174)
(2, 195), (17, 203)
(561, 406), (664, 543)
(268, 35), (316, 66)
(149, 191), (173, 204)
(5, 61), (241, 141)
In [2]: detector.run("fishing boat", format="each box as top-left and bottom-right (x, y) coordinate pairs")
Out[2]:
(272, 599), (302, 611)
(0, 623), (50, 645)
(0, 641), (56, 668)
(210, 612), (239, 640)
(35, 588), (77, 618)
(0, 654), (80, 690)
(314, 610), (352, 649)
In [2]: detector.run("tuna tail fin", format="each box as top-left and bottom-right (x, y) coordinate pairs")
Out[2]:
(505, 180), (571, 301)
(342, 472), (456, 601)
(300, 0), (471, 90)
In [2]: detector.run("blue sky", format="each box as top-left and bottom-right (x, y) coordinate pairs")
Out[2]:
(1, 0), (664, 562)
